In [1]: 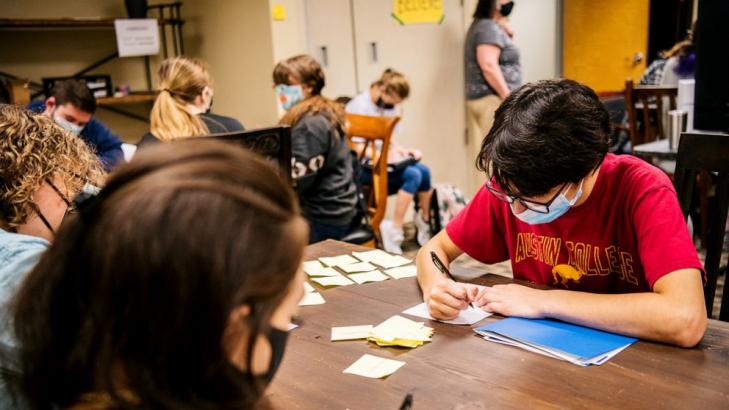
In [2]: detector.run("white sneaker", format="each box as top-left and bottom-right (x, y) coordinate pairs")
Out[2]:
(414, 212), (432, 246)
(379, 220), (404, 254)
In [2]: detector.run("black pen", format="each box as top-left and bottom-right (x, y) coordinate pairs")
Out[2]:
(398, 393), (413, 410)
(430, 251), (474, 309)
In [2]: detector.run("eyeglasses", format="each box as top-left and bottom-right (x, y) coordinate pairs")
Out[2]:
(485, 177), (569, 214)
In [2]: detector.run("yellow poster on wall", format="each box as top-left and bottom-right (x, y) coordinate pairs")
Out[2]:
(392, 0), (444, 25)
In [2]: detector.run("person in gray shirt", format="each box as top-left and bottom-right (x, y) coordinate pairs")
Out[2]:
(464, 0), (522, 196)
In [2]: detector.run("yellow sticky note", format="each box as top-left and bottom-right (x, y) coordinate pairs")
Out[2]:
(368, 315), (433, 348)
(303, 260), (340, 277)
(311, 275), (354, 288)
(331, 325), (374, 341)
(339, 261), (378, 273)
(348, 270), (390, 285)
(271, 4), (287, 21)
(392, 0), (443, 25)
(299, 292), (325, 306)
(383, 265), (417, 279)
(343, 354), (405, 379)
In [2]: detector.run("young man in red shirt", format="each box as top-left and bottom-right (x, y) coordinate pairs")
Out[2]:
(416, 79), (706, 347)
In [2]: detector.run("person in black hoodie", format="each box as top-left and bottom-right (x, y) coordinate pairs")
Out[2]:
(273, 55), (358, 243)
(138, 56), (244, 147)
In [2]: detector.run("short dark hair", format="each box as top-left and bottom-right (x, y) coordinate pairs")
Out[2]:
(477, 79), (611, 197)
(473, 0), (497, 19)
(50, 79), (97, 114)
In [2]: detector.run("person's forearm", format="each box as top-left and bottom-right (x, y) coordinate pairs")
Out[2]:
(541, 289), (706, 347)
(481, 66), (510, 100)
(416, 241), (447, 300)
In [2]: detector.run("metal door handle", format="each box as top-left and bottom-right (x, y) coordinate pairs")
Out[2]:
(320, 46), (329, 67)
(370, 42), (378, 63)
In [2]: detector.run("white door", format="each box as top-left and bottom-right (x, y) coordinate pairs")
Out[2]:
(350, 0), (469, 193)
(304, 0), (359, 99)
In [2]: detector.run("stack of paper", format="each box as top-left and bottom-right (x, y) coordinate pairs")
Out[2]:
(343, 354), (406, 379)
(474, 318), (637, 366)
(367, 315), (433, 348)
(299, 279), (325, 306)
(402, 303), (491, 325)
(331, 325), (373, 341)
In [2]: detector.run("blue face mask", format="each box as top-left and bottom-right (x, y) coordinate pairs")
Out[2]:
(511, 179), (584, 225)
(275, 84), (304, 110)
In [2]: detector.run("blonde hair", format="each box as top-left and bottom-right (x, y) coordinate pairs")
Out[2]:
(0, 105), (104, 229)
(150, 57), (212, 142)
(371, 69), (410, 99)
(273, 55), (345, 131)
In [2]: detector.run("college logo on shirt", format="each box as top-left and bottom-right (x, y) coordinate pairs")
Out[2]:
(514, 233), (639, 289)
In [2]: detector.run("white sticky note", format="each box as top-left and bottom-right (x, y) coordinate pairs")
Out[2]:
(298, 292), (326, 306)
(352, 249), (391, 262)
(331, 325), (374, 341)
(343, 354), (406, 379)
(287, 322), (299, 331)
(383, 265), (417, 279)
(319, 254), (360, 267)
(311, 275), (354, 287)
(303, 282), (315, 293)
(402, 302), (491, 325)
(348, 270), (390, 284)
(373, 255), (412, 269)
(339, 261), (378, 273)
(303, 260), (340, 277)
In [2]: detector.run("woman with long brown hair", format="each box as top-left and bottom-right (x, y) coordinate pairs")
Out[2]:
(139, 56), (244, 147)
(273, 54), (358, 243)
(3, 140), (307, 409)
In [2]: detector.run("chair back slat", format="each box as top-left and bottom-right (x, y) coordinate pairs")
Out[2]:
(624, 79), (678, 146)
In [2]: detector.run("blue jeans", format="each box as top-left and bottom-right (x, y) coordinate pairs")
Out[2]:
(361, 162), (432, 195)
(308, 219), (351, 244)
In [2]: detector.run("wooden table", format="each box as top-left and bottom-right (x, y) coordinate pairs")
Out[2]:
(261, 240), (729, 409)
(633, 139), (677, 161)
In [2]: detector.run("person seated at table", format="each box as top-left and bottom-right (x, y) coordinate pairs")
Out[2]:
(416, 79), (707, 348)
(273, 54), (358, 243)
(2, 140), (307, 409)
(346, 69), (433, 254)
(0, 104), (103, 407)
(138, 56), (244, 147)
(26, 79), (123, 170)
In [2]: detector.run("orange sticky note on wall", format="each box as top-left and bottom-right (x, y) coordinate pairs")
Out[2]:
(271, 4), (287, 21)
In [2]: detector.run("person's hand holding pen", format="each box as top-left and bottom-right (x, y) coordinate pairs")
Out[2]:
(425, 251), (480, 320)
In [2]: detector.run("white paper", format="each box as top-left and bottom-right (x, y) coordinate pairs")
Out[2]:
(331, 325), (374, 341)
(347, 270), (390, 284)
(114, 19), (160, 57)
(287, 323), (299, 331)
(383, 265), (417, 279)
(342, 354), (406, 379)
(352, 249), (391, 262)
(319, 254), (359, 267)
(298, 292), (325, 306)
(311, 275), (354, 287)
(303, 282), (315, 293)
(339, 261), (378, 273)
(402, 302), (491, 325)
(352, 250), (411, 269)
(303, 261), (340, 277)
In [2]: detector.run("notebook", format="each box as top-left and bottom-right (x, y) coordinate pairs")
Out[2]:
(474, 318), (637, 366)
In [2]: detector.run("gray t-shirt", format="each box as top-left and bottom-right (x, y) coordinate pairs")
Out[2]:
(464, 19), (522, 100)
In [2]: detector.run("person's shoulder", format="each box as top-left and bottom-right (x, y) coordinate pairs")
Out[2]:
(201, 113), (244, 133)
(602, 153), (673, 192)
(295, 113), (332, 132)
(0, 230), (48, 283)
(473, 18), (499, 32)
(25, 100), (46, 113)
(137, 132), (161, 148)
(345, 92), (371, 113)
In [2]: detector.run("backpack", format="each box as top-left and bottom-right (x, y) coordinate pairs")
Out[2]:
(428, 183), (469, 234)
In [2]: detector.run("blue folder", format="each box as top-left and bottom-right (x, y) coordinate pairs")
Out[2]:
(475, 318), (637, 360)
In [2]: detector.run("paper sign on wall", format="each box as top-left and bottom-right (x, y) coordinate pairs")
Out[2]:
(114, 19), (160, 57)
(272, 4), (287, 21)
(392, 0), (444, 25)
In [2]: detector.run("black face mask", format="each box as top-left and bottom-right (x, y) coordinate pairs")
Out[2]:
(375, 97), (395, 110)
(260, 327), (289, 384)
(500, 1), (514, 17)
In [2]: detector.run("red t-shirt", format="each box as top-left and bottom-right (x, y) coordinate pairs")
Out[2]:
(446, 154), (702, 293)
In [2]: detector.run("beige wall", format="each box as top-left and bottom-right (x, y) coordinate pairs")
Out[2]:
(0, 0), (281, 141)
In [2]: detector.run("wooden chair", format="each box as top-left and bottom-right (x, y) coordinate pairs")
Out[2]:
(624, 79), (678, 147)
(674, 132), (729, 320)
(203, 126), (292, 183)
(344, 113), (400, 246)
